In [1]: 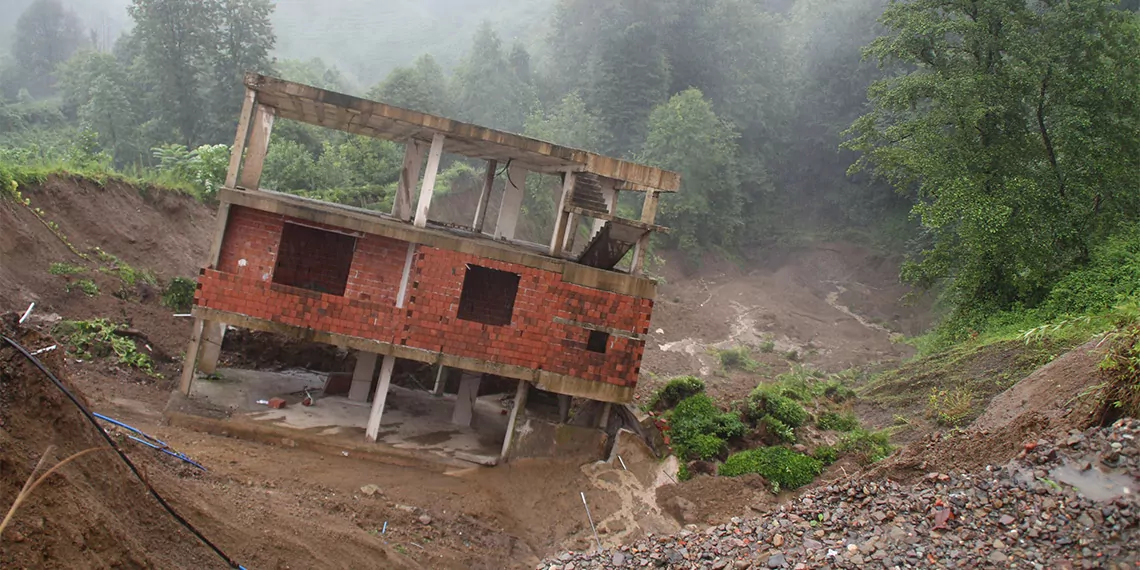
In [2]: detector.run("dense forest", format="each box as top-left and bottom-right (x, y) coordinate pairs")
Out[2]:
(1, 0), (1138, 346)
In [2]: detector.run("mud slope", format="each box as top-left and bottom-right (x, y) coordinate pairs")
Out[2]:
(642, 243), (930, 402)
(0, 176), (215, 354)
(0, 323), (227, 569)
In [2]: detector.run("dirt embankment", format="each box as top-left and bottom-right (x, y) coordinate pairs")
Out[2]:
(0, 175), (214, 357)
(640, 243), (930, 404)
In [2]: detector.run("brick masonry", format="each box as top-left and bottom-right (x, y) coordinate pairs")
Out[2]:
(198, 205), (653, 389)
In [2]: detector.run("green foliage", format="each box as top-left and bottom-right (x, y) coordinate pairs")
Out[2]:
(524, 92), (606, 152)
(760, 416), (795, 443)
(1095, 301), (1140, 421)
(66, 278), (99, 296)
(49, 262), (86, 276)
(451, 23), (535, 132)
(54, 319), (158, 375)
(676, 462), (692, 482)
(367, 55), (450, 116)
(641, 89), (759, 257)
(162, 277), (197, 312)
(846, 0), (1140, 322)
(12, 0), (85, 97)
(835, 429), (894, 464)
(926, 386), (976, 427)
(817, 412), (859, 432)
(94, 248), (157, 297)
(813, 444), (839, 465)
(747, 387), (809, 429)
(718, 447), (823, 490)
(668, 393), (746, 461)
(151, 143), (228, 197)
(716, 346), (758, 371)
(647, 376), (705, 411)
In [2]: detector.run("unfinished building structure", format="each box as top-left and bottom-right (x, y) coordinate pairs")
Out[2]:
(179, 73), (679, 462)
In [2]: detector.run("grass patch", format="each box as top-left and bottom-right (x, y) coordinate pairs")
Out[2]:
(926, 386), (975, 426)
(718, 447), (822, 491)
(93, 248), (157, 298)
(716, 346), (758, 371)
(49, 262), (86, 276)
(667, 394), (746, 461)
(835, 428), (894, 464)
(1092, 300), (1140, 424)
(817, 411), (859, 432)
(1, 157), (202, 199)
(53, 319), (158, 376)
(66, 278), (99, 296)
(813, 444), (839, 465)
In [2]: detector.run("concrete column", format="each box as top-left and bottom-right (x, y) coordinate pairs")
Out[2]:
(225, 89), (257, 189)
(365, 355), (396, 442)
(472, 160), (497, 233)
(500, 380), (530, 463)
(558, 394), (571, 424)
(431, 364), (446, 396)
(414, 133), (446, 228)
(393, 140), (426, 221)
(494, 163), (527, 240)
(452, 371), (482, 427)
(598, 402), (613, 430)
(237, 104), (275, 190)
(348, 351), (378, 402)
(549, 171), (576, 256)
(197, 321), (226, 375)
(178, 318), (207, 395)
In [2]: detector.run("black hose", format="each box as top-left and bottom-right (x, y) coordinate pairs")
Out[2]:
(1, 335), (246, 570)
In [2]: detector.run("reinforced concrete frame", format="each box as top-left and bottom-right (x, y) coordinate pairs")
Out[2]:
(180, 73), (680, 461)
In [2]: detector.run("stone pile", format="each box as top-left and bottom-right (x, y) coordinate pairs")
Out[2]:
(540, 419), (1140, 569)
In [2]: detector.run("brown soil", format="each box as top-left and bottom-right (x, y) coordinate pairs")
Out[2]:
(0, 322), (227, 569)
(639, 243), (929, 405)
(0, 176), (214, 358)
(868, 340), (1106, 483)
(655, 473), (771, 525)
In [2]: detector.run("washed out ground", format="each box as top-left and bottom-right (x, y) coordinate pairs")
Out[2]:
(4, 176), (1123, 567)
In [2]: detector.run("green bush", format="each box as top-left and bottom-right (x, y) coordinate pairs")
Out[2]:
(67, 278), (99, 296)
(717, 346), (758, 371)
(162, 277), (197, 312)
(813, 444), (839, 465)
(817, 411), (859, 432)
(668, 394), (746, 461)
(50, 262), (86, 276)
(648, 376), (706, 410)
(748, 387), (809, 428)
(761, 415), (795, 443)
(685, 433), (728, 460)
(836, 429), (894, 464)
(677, 462), (693, 482)
(54, 319), (157, 375)
(718, 447), (823, 490)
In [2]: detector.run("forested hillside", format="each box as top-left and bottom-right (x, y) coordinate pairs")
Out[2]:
(2, 0), (1138, 346)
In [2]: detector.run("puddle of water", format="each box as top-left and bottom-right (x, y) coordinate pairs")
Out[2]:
(1050, 463), (1134, 502)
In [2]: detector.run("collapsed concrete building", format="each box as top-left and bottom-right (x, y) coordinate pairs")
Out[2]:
(178, 73), (679, 463)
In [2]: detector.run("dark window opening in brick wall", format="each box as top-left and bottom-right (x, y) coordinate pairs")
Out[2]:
(273, 223), (357, 296)
(457, 265), (519, 326)
(587, 330), (609, 353)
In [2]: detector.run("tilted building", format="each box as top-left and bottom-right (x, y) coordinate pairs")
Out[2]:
(180, 73), (679, 462)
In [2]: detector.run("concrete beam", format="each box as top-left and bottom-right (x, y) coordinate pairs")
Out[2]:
(494, 163), (527, 240)
(348, 351), (378, 402)
(365, 355), (396, 441)
(413, 133), (446, 228)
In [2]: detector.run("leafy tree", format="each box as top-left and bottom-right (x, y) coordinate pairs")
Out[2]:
(206, 0), (275, 141)
(12, 0), (84, 96)
(367, 54), (450, 116)
(451, 22), (536, 131)
(128, 0), (216, 146)
(586, 21), (670, 156)
(523, 92), (605, 152)
(845, 0), (1140, 320)
(641, 89), (758, 256)
(57, 51), (141, 163)
(276, 57), (350, 92)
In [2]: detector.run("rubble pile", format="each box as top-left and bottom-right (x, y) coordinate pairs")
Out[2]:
(541, 419), (1140, 569)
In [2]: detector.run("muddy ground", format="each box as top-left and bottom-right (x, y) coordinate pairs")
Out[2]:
(5, 175), (1098, 568)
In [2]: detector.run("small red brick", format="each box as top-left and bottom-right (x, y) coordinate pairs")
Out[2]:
(267, 397), (287, 409)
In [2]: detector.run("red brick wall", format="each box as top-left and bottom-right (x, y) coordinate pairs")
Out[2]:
(201, 213), (653, 389)
(216, 206), (283, 282)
